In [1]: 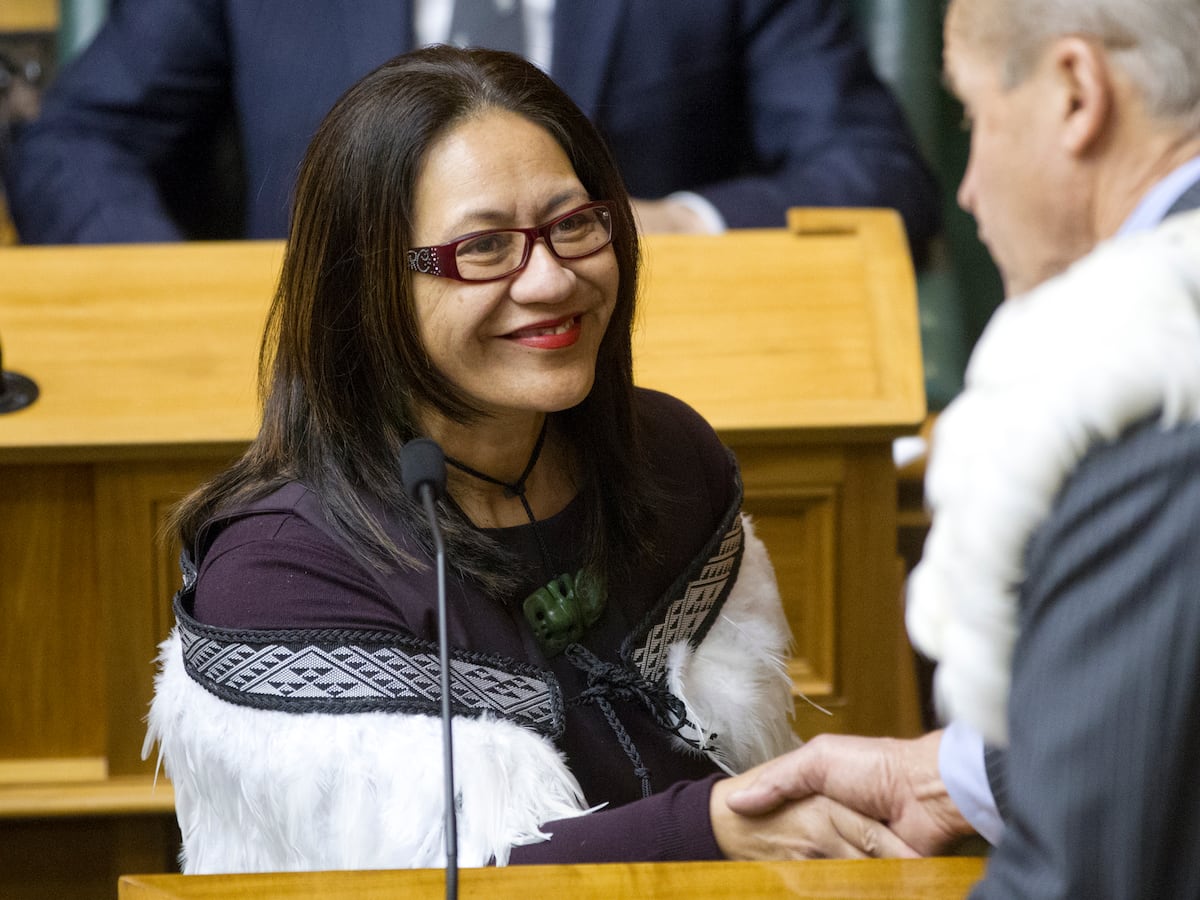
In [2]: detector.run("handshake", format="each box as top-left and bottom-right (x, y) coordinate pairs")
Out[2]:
(708, 730), (976, 860)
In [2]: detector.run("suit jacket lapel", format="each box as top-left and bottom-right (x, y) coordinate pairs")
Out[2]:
(550, 0), (626, 117)
(1166, 176), (1200, 217)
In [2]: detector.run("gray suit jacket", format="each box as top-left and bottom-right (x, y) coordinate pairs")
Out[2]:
(974, 180), (1200, 898)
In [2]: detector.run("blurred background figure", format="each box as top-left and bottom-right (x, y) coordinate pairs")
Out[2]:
(1, 0), (939, 247)
(0, 36), (46, 244)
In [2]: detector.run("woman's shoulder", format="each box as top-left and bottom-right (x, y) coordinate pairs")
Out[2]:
(633, 388), (737, 514)
(638, 388), (720, 444)
(194, 483), (337, 576)
(191, 483), (412, 633)
(634, 387), (733, 473)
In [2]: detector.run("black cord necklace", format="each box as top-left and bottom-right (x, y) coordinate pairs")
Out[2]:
(443, 418), (605, 656)
(445, 417), (554, 578)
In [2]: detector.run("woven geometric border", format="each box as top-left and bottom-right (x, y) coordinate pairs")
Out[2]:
(176, 605), (564, 737)
(629, 513), (744, 683)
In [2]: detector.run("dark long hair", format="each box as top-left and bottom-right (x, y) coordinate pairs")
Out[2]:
(171, 46), (657, 596)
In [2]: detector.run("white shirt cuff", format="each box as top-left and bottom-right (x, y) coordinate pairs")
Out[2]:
(939, 720), (1005, 845)
(666, 191), (726, 234)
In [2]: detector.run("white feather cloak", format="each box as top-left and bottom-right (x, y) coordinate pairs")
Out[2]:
(144, 514), (797, 874)
(906, 209), (1200, 746)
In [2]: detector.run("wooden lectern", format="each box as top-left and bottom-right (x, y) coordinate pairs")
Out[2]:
(0, 208), (925, 899)
(119, 858), (985, 899)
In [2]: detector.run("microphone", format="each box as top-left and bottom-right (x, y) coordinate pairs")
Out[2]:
(400, 438), (457, 900)
(0, 333), (39, 414)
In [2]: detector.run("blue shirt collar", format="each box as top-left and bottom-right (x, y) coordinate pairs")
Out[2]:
(1117, 155), (1200, 236)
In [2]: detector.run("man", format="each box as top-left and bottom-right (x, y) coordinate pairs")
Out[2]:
(729, 0), (1200, 896)
(2, 0), (938, 245)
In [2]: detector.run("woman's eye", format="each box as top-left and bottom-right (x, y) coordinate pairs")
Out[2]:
(458, 232), (515, 259)
(553, 214), (585, 236)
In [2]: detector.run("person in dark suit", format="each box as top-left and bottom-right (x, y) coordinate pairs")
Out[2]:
(725, 0), (1200, 896)
(2, 0), (939, 246)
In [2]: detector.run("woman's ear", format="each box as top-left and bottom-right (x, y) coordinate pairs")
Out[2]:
(1051, 36), (1113, 157)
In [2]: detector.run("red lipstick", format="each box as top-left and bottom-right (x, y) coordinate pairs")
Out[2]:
(506, 315), (582, 350)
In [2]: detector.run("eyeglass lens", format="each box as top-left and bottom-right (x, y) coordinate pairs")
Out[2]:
(455, 205), (611, 280)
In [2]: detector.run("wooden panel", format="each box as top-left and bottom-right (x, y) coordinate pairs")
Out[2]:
(118, 858), (985, 900)
(750, 493), (837, 696)
(0, 775), (174, 818)
(0, 757), (107, 785)
(833, 446), (921, 737)
(635, 210), (924, 436)
(95, 459), (237, 774)
(0, 464), (104, 758)
(1, 815), (180, 900)
(0, 242), (278, 456)
(737, 440), (920, 739)
(0, 0), (56, 32)
(737, 448), (842, 697)
(0, 214), (921, 457)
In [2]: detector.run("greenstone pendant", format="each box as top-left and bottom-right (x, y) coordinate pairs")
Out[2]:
(522, 568), (606, 656)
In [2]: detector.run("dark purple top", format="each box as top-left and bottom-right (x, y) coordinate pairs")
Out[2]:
(193, 389), (739, 863)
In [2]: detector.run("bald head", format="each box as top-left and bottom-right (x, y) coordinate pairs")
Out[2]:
(947, 0), (1200, 131)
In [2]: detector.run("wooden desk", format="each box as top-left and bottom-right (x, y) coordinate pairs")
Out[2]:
(1, 209), (924, 898)
(0, 0), (56, 33)
(119, 858), (985, 900)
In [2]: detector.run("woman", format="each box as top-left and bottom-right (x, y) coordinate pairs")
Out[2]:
(145, 46), (910, 873)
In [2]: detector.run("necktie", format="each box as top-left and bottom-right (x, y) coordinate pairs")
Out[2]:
(449, 0), (526, 55)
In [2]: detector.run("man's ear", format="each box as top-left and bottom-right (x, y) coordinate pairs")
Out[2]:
(1051, 36), (1113, 157)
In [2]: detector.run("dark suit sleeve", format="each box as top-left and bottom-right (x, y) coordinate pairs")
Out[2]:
(700, 0), (939, 242)
(971, 421), (1200, 899)
(5, 0), (230, 243)
(570, 0), (938, 244)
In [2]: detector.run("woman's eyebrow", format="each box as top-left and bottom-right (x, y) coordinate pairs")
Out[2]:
(443, 189), (590, 238)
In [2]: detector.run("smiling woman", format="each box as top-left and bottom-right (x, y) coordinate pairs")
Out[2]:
(142, 45), (913, 875)
(407, 110), (619, 438)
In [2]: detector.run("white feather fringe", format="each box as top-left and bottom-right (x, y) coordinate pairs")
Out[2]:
(143, 511), (797, 873)
(906, 209), (1200, 746)
(145, 634), (591, 873)
(667, 515), (800, 770)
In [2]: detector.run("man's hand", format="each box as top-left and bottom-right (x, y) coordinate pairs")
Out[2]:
(630, 197), (709, 233)
(709, 771), (918, 861)
(725, 731), (975, 856)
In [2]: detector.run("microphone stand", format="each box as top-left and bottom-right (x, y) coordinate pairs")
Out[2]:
(422, 480), (457, 900)
(402, 439), (457, 900)
(0, 335), (38, 414)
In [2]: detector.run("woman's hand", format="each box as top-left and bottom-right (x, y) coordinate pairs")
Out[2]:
(709, 770), (919, 861)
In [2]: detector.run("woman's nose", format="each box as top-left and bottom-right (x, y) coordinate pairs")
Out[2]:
(508, 239), (574, 303)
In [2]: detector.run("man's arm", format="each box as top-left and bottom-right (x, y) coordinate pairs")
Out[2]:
(697, 0), (940, 244)
(726, 729), (975, 856)
(970, 421), (1200, 898)
(584, 0), (940, 242)
(5, 0), (229, 243)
